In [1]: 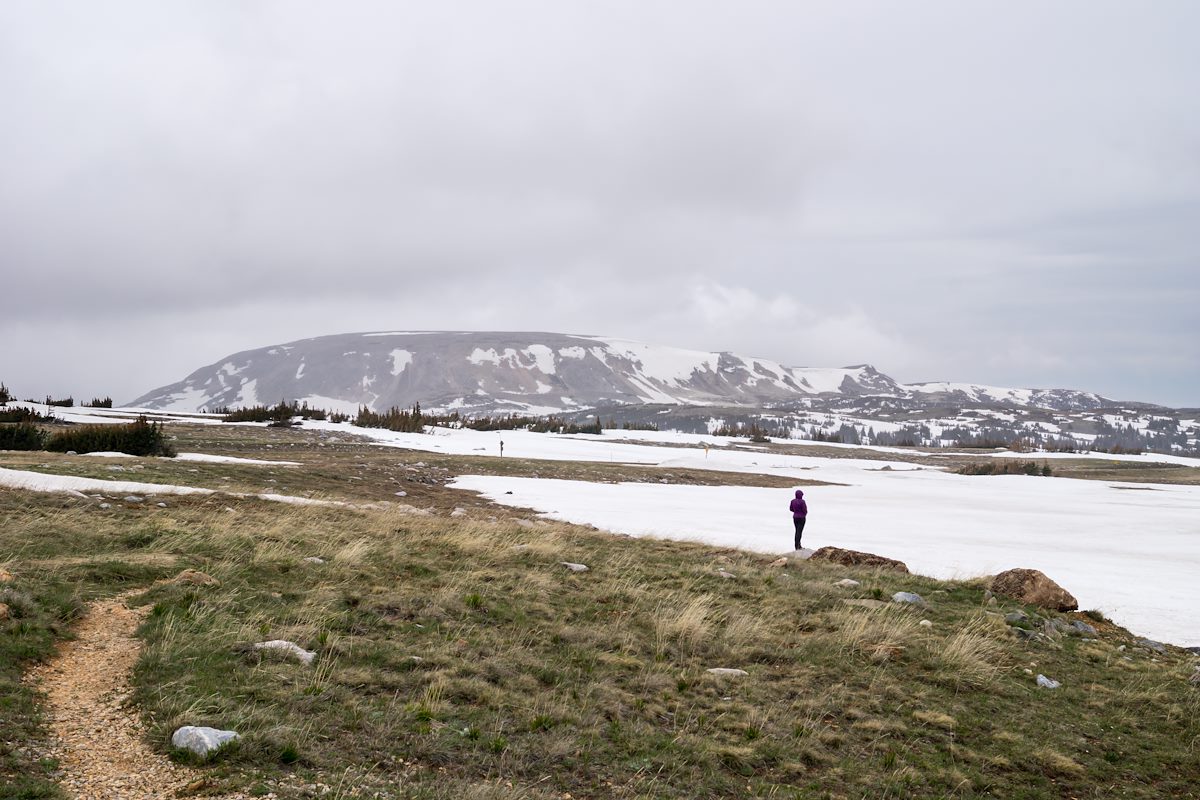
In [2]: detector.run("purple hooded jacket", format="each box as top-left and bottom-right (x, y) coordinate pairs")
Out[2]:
(790, 489), (808, 519)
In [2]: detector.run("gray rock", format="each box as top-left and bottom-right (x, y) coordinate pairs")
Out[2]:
(560, 562), (589, 573)
(303, 556), (326, 564)
(1070, 620), (1098, 636)
(834, 579), (861, 588)
(99, 503), (112, 509)
(1183, 646), (1200, 655)
(1134, 638), (1167, 654)
(394, 490), (407, 497)
(171, 725), (239, 757)
(1014, 628), (1043, 642)
(450, 507), (468, 517)
(1036, 674), (1060, 689)
(706, 668), (749, 677)
(123, 495), (144, 503)
(156, 502), (168, 508)
(252, 640), (316, 666)
(717, 570), (736, 579)
(891, 591), (925, 606)
(919, 619), (933, 628)
(515, 519), (535, 529)
(1005, 611), (1029, 625)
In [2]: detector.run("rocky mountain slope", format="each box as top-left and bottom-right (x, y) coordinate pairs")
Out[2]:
(130, 331), (1109, 415)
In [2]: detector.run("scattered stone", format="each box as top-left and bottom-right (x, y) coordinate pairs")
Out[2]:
(1134, 638), (1167, 654)
(1036, 674), (1061, 689)
(511, 544), (531, 552)
(170, 725), (240, 758)
(406, 655), (425, 663)
(156, 502), (168, 508)
(303, 556), (326, 564)
(168, 569), (220, 588)
(1070, 619), (1098, 636)
(809, 546), (909, 572)
(919, 619), (933, 628)
(706, 668), (749, 677)
(1184, 646), (1200, 655)
(99, 503), (112, 509)
(123, 495), (144, 503)
(1005, 611), (1029, 625)
(0, 602), (9, 620)
(834, 579), (861, 588)
(66, 450), (78, 455)
(515, 519), (535, 529)
(767, 557), (788, 568)
(891, 591), (926, 606)
(394, 490), (407, 497)
(253, 640), (316, 666)
(1014, 628), (1043, 642)
(717, 570), (736, 580)
(842, 599), (889, 609)
(560, 562), (589, 573)
(989, 568), (1078, 612)
(451, 507), (468, 517)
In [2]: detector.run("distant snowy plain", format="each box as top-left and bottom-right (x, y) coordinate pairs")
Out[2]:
(309, 423), (1200, 647)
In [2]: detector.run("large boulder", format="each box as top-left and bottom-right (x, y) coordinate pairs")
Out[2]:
(989, 568), (1077, 612)
(809, 547), (909, 573)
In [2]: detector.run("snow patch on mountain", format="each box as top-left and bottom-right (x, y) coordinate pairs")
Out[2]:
(389, 349), (413, 376)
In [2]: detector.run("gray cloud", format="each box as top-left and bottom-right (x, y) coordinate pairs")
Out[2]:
(1, 1), (1197, 406)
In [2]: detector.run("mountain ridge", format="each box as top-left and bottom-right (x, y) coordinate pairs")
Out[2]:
(130, 330), (1114, 414)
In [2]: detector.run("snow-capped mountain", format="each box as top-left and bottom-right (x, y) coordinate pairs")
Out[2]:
(129, 331), (1109, 415)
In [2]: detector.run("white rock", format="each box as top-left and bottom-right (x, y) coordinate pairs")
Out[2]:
(706, 668), (749, 677)
(99, 503), (111, 509)
(451, 507), (468, 517)
(515, 519), (535, 528)
(171, 725), (240, 757)
(394, 491), (407, 497)
(156, 502), (168, 508)
(253, 640), (316, 665)
(919, 619), (933, 628)
(123, 495), (144, 503)
(303, 556), (326, 564)
(834, 579), (861, 588)
(1036, 674), (1061, 689)
(561, 562), (589, 573)
(891, 591), (926, 605)
(717, 570), (737, 579)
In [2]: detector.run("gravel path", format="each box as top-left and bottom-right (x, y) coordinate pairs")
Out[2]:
(26, 592), (243, 799)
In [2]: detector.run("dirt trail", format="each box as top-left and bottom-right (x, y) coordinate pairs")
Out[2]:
(26, 591), (234, 799)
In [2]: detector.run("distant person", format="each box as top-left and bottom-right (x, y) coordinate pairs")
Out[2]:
(789, 489), (808, 550)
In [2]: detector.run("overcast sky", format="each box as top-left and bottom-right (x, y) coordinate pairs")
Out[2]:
(2, 1), (1197, 407)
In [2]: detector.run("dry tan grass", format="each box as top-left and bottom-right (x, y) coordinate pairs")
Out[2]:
(655, 593), (718, 656)
(912, 710), (957, 731)
(832, 606), (921, 662)
(931, 614), (1007, 688)
(1033, 748), (1086, 776)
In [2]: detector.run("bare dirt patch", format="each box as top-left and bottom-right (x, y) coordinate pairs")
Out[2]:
(25, 591), (243, 799)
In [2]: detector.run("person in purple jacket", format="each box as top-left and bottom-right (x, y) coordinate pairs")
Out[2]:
(789, 489), (808, 550)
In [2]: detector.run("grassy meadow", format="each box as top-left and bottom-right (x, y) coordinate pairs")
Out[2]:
(1, 423), (1198, 799)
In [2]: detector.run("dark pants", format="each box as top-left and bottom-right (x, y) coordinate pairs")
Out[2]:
(793, 517), (806, 550)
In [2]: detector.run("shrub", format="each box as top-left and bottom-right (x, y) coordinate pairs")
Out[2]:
(44, 416), (175, 457)
(0, 382), (10, 403)
(0, 407), (52, 424)
(44, 395), (74, 407)
(0, 423), (47, 450)
(82, 397), (113, 408)
(956, 460), (1052, 477)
